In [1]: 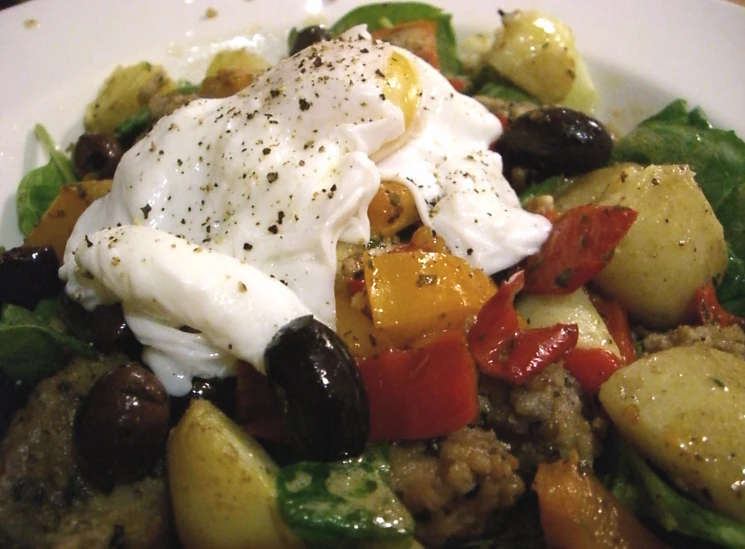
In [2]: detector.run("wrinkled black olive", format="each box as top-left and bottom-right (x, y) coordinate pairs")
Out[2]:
(75, 363), (170, 490)
(0, 245), (62, 309)
(289, 25), (332, 56)
(170, 376), (237, 426)
(264, 315), (369, 461)
(494, 106), (613, 184)
(73, 132), (123, 180)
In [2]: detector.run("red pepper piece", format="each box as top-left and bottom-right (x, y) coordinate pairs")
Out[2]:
(468, 270), (523, 369)
(691, 283), (745, 329)
(498, 324), (579, 384)
(523, 204), (638, 294)
(589, 293), (637, 365)
(357, 331), (479, 441)
(235, 361), (286, 442)
(468, 270), (579, 384)
(563, 347), (624, 394)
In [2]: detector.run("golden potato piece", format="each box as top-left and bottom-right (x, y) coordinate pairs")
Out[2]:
(487, 10), (577, 104)
(599, 346), (745, 522)
(555, 164), (727, 328)
(199, 49), (271, 98)
(85, 62), (172, 134)
(205, 49), (270, 78)
(167, 399), (302, 549)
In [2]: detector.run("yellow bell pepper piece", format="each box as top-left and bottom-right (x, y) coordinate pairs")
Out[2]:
(363, 250), (497, 346)
(367, 181), (420, 239)
(24, 179), (112, 262)
(335, 285), (395, 358)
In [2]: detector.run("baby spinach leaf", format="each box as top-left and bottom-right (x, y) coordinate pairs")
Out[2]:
(277, 445), (414, 548)
(331, 2), (461, 75)
(16, 125), (77, 236)
(612, 100), (745, 315)
(0, 302), (96, 382)
(605, 440), (745, 549)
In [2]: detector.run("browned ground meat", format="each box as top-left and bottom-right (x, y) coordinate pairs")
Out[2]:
(643, 323), (745, 360)
(479, 364), (604, 474)
(388, 426), (524, 547)
(0, 355), (172, 549)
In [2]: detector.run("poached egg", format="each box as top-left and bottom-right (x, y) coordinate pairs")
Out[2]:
(61, 27), (551, 395)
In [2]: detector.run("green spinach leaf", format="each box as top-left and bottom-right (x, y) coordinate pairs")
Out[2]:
(331, 2), (461, 75)
(612, 100), (745, 315)
(277, 445), (414, 548)
(16, 124), (77, 236)
(0, 301), (96, 382)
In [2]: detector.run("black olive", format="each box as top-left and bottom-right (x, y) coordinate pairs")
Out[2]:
(289, 25), (332, 56)
(170, 376), (237, 426)
(0, 245), (62, 309)
(73, 132), (124, 180)
(74, 363), (170, 490)
(264, 315), (369, 461)
(494, 106), (613, 184)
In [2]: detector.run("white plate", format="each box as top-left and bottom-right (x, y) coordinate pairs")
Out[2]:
(1, 0), (744, 247)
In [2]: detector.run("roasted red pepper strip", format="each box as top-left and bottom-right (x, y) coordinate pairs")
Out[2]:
(563, 347), (624, 394)
(691, 283), (745, 329)
(503, 324), (580, 383)
(468, 271), (579, 384)
(467, 271), (523, 370)
(357, 331), (478, 441)
(524, 205), (638, 294)
(589, 293), (637, 365)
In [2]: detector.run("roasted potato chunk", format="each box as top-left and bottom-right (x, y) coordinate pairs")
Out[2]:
(599, 346), (745, 522)
(167, 399), (302, 549)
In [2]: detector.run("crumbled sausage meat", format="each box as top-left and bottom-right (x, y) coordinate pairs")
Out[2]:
(642, 323), (745, 361)
(388, 426), (524, 547)
(480, 364), (604, 475)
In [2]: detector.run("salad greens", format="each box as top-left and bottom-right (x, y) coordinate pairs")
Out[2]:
(16, 124), (77, 236)
(605, 439), (745, 549)
(277, 445), (414, 548)
(612, 100), (745, 315)
(0, 299), (96, 383)
(331, 1), (461, 75)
